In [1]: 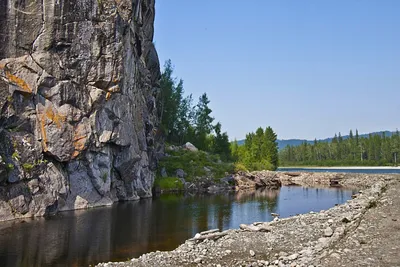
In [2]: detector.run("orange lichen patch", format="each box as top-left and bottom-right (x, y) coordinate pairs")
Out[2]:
(39, 114), (49, 152)
(44, 106), (66, 128)
(106, 92), (112, 100)
(108, 84), (120, 93)
(71, 123), (89, 159)
(38, 105), (67, 152)
(5, 70), (32, 93)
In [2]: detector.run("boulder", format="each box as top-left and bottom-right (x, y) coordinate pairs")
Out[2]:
(182, 142), (198, 152)
(176, 169), (186, 179)
(161, 167), (168, 178)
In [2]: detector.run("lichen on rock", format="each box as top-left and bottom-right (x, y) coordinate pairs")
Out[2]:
(0, 0), (161, 221)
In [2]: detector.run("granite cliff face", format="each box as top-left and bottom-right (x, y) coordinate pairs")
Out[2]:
(0, 0), (161, 221)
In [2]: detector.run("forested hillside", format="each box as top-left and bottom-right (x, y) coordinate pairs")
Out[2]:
(279, 130), (400, 166)
(231, 127), (279, 171)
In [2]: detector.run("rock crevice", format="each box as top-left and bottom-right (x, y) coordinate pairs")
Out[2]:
(0, 0), (161, 221)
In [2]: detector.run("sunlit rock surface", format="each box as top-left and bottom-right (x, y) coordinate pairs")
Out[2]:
(0, 0), (161, 221)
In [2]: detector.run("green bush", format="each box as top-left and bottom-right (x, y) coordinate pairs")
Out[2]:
(234, 162), (248, 172)
(154, 177), (184, 190)
(158, 149), (233, 181)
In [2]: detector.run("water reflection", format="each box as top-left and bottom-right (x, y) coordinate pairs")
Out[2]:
(0, 186), (356, 267)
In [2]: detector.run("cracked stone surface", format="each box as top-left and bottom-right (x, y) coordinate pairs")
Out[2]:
(0, 0), (162, 221)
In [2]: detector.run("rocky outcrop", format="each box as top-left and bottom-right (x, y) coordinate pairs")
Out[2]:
(233, 171), (282, 190)
(0, 0), (161, 221)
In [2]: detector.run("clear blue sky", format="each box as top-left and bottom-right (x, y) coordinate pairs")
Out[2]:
(154, 0), (400, 140)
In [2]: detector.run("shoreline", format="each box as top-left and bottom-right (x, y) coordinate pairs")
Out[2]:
(279, 166), (400, 170)
(97, 172), (400, 267)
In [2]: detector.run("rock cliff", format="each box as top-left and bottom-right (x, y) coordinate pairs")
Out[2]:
(0, 0), (161, 221)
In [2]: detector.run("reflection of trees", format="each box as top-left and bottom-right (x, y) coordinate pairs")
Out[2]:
(235, 188), (280, 213)
(0, 189), (286, 267)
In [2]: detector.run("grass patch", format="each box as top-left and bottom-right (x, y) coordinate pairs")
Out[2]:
(11, 151), (20, 161)
(6, 163), (14, 171)
(22, 163), (34, 172)
(158, 150), (234, 182)
(154, 177), (184, 190)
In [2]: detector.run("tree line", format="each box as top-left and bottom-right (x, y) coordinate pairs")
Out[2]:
(158, 60), (231, 160)
(231, 126), (279, 171)
(158, 60), (279, 171)
(279, 130), (400, 166)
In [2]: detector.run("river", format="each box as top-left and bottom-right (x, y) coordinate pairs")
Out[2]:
(0, 184), (357, 267)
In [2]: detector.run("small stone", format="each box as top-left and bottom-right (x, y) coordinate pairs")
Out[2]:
(194, 233), (201, 238)
(279, 251), (288, 257)
(225, 250), (232, 254)
(324, 227), (333, 237)
(194, 258), (202, 263)
(287, 253), (299, 261)
(330, 252), (340, 259)
(328, 219), (334, 224)
(342, 216), (352, 223)
(250, 250), (255, 257)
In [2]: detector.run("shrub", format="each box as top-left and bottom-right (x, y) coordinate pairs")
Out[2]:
(154, 177), (184, 190)
(22, 163), (34, 171)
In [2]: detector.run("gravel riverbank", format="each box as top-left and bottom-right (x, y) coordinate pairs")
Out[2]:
(97, 173), (400, 267)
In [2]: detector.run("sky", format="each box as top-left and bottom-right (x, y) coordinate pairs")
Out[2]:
(153, 0), (400, 140)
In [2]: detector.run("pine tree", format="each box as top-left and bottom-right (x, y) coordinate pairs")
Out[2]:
(264, 126), (279, 170)
(194, 93), (214, 150)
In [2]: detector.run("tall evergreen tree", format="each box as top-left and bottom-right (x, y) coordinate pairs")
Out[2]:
(194, 93), (214, 150)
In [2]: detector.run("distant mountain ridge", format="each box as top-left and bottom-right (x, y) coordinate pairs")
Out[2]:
(236, 130), (395, 150)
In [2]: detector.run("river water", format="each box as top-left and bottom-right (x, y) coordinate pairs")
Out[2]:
(0, 184), (357, 267)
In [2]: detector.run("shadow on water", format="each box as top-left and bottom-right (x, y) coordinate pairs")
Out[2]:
(0, 186), (356, 267)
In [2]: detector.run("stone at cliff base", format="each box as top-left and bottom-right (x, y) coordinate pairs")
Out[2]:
(0, 0), (161, 222)
(161, 167), (168, 178)
(176, 169), (186, 178)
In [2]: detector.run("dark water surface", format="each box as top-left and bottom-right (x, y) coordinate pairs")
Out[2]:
(0, 186), (356, 267)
